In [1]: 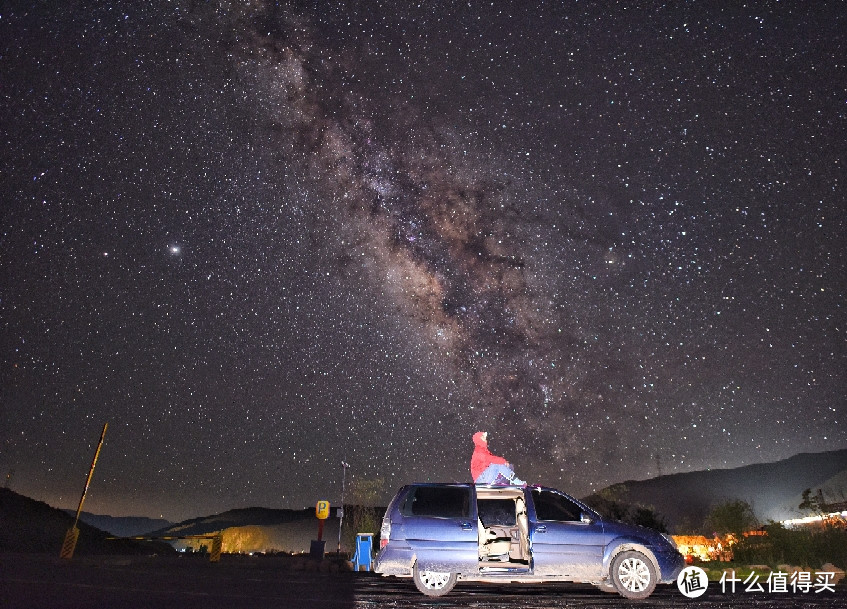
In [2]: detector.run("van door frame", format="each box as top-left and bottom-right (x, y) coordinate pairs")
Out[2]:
(526, 487), (605, 579)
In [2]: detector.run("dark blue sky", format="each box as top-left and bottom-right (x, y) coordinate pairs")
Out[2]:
(1, 1), (844, 520)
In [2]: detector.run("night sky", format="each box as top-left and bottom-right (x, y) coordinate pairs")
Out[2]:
(2, 1), (844, 521)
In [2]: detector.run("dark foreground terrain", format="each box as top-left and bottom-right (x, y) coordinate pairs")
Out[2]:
(2, 553), (844, 609)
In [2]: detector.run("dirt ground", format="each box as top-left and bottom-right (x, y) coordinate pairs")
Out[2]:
(2, 553), (845, 609)
(0, 553), (355, 609)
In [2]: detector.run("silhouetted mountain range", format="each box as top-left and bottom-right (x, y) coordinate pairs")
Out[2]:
(62, 511), (173, 537)
(0, 488), (173, 555)
(588, 449), (847, 531)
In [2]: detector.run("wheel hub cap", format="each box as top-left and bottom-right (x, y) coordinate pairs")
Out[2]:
(618, 557), (650, 591)
(421, 571), (450, 589)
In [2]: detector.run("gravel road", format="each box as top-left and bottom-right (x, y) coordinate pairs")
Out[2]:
(2, 553), (843, 609)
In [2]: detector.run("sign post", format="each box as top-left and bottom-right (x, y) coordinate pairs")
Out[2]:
(337, 461), (349, 553)
(310, 500), (330, 559)
(60, 422), (108, 559)
(316, 500), (330, 541)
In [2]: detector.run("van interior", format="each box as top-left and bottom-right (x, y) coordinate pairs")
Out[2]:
(476, 487), (530, 569)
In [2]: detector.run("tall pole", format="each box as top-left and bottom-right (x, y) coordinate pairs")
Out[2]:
(337, 461), (349, 553)
(60, 422), (108, 559)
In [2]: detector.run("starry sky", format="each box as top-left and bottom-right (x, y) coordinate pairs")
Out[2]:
(1, 1), (844, 521)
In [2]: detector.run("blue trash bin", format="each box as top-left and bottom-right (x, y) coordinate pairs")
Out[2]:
(351, 533), (374, 571)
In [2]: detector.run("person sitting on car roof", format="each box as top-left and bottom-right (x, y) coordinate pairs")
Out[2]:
(471, 431), (526, 486)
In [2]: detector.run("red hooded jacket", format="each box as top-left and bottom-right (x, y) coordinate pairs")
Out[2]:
(471, 431), (508, 481)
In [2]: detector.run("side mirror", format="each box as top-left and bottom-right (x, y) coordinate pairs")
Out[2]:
(580, 513), (593, 524)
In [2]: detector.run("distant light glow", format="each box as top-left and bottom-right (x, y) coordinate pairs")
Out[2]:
(781, 512), (847, 529)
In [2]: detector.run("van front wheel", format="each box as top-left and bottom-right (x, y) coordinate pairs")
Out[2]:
(413, 562), (457, 596)
(610, 550), (657, 599)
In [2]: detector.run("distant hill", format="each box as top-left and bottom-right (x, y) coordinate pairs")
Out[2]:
(587, 449), (847, 532)
(149, 506), (342, 553)
(62, 511), (173, 537)
(0, 488), (174, 555)
(148, 506), (315, 536)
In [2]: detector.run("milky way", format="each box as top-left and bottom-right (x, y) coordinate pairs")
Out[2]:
(229, 6), (590, 458)
(1, 1), (844, 519)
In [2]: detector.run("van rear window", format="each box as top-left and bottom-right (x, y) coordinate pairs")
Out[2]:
(401, 486), (471, 518)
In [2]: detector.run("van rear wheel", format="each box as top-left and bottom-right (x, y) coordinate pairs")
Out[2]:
(412, 562), (457, 596)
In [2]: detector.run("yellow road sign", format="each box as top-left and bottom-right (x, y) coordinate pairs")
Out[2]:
(59, 527), (79, 560)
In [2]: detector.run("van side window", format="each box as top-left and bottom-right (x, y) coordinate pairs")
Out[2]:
(401, 486), (471, 518)
(531, 489), (583, 522)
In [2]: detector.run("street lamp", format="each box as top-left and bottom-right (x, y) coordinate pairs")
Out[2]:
(338, 461), (350, 553)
